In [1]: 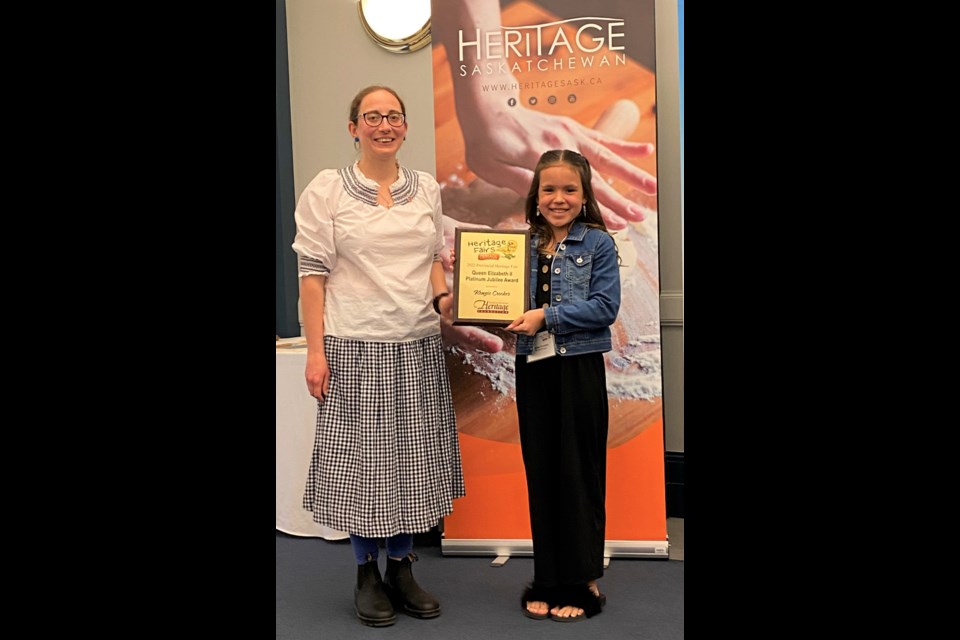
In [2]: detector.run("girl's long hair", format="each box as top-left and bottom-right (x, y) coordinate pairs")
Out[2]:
(523, 149), (614, 257)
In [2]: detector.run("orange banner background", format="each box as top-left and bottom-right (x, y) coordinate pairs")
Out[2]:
(433, 0), (666, 550)
(445, 422), (666, 540)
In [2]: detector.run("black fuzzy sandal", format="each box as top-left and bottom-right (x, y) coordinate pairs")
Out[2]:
(590, 586), (607, 608)
(548, 584), (605, 622)
(520, 584), (551, 620)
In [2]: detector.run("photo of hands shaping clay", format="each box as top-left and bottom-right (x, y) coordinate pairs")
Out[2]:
(432, 0), (663, 450)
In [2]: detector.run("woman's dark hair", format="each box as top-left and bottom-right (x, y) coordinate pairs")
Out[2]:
(349, 85), (406, 125)
(524, 149), (614, 255)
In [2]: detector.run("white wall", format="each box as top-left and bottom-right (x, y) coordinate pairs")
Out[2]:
(651, 0), (684, 452)
(284, 0), (683, 452)
(285, 0), (438, 196)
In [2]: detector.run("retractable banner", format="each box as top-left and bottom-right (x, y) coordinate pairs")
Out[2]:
(432, 0), (667, 557)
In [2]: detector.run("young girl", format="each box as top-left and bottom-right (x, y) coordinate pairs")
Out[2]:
(505, 149), (621, 622)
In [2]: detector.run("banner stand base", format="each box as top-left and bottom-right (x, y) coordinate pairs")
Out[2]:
(442, 539), (669, 560)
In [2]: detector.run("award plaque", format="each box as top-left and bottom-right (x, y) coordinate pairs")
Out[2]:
(452, 228), (531, 326)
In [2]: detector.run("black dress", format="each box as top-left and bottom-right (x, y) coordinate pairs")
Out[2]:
(514, 248), (609, 599)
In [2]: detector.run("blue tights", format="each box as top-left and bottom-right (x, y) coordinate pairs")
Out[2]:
(350, 533), (413, 565)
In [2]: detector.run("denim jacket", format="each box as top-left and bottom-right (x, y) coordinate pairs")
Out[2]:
(515, 221), (621, 357)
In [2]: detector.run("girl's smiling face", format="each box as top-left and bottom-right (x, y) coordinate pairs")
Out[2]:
(537, 163), (584, 236)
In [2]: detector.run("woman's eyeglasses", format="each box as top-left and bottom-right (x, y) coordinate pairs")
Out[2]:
(360, 112), (405, 127)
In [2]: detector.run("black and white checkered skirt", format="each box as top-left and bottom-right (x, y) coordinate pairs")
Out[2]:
(302, 334), (465, 537)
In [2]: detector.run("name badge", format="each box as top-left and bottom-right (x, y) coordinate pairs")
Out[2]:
(526, 331), (556, 363)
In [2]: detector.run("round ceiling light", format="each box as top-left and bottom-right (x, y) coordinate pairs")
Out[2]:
(358, 0), (432, 53)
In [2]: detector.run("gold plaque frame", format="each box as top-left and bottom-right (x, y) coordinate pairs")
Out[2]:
(452, 228), (531, 326)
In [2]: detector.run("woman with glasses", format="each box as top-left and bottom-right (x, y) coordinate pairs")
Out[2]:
(292, 85), (464, 627)
(506, 149), (620, 623)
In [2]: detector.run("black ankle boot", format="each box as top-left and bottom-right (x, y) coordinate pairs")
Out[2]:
(383, 553), (441, 619)
(354, 558), (396, 627)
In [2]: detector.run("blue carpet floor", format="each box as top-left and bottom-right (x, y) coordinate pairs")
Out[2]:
(277, 532), (683, 639)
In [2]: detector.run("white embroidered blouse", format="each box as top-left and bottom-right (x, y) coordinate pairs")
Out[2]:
(292, 162), (445, 342)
